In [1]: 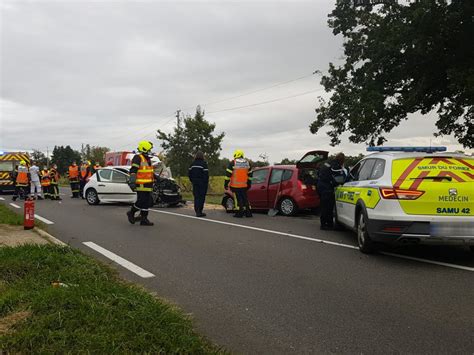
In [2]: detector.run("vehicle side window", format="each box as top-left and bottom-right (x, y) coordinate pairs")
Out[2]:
(349, 161), (365, 181)
(358, 159), (376, 181)
(369, 159), (385, 180)
(282, 170), (293, 181)
(111, 170), (128, 183)
(270, 169), (284, 184)
(98, 169), (112, 182)
(252, 169), (269, 184)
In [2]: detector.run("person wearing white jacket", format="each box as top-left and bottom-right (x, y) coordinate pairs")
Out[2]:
(29, 162), (43, 200)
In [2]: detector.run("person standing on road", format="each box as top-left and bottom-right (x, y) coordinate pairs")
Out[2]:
(79, 161), (92, 199)
(41, 166), (51, 199)
(91, 162), (101, 175)
(49, 164), (62, 201)
(224, 150), (253, 218)
(317, 152), (346, 230)
(67, 161), (80, 198)
(29, 161), (43, 200)
(188, 151), (209, 217)
(126, 141), (155, 226)
(12, 161), (29, 201)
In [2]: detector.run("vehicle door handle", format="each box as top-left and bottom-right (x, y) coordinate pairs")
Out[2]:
(355, 191), (361, 195)
(98, 184), (105, 187)
(343, 191), (348, 195)
(260, 186), (266, 189)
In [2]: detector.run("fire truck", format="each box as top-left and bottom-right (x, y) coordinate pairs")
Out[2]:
(0, 151), (31, 193)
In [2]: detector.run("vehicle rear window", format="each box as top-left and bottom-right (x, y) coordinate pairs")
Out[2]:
(282, 170), (293, 181)
(369, 159), (385, 180)
(270, 169), (284, 184)
(252, 169), (269, 184)
(98, 169), (112, 181)
(112, 170), (128, 183)
(358, 159), (376, 181)
(0, 161), (13, 171)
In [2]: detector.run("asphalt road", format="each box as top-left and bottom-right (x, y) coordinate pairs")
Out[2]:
(1, 189), (473, 353)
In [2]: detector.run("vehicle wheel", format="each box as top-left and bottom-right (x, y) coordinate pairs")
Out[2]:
(85, 188), (100, 205)
(357, 212), (375, 254)
(278, 197), (298, 216)
(223, 196), (234, 213)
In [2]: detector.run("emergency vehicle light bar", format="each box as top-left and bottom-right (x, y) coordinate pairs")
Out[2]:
(367, 146), (447, 153)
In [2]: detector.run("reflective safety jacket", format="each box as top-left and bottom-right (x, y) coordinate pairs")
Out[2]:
(68, 165), (79, 181)
(41, 170), (51, 187)
(16, 165), (29, 186)
(49, 169), (59, 184)
(131, 154), (154, 192)
(80, 164), (92, 181)
(225, 158), (252, 189)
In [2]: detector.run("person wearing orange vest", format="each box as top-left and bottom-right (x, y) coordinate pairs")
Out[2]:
(91, 162), (101, 175)
(12, 160), (29, 201)
(67, 161), (80, 198)
(41, 167), (51, 199)
(224, 150), (253, 218)
(79, 161), (92, 199)
(49, 164), (62, 200)
(126, 141), (155, 226)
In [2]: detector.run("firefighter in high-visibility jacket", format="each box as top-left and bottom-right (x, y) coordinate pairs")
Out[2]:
(79, 161), (92, 199)
(224, 150), (253, 218)
(126, 141), (155, 226)
(12, 160), (29, 201)
(41, 167), (51, 199)
(91, 162), (101, 175)
(49, 164), (62, 200)
(67, 161), (80, 198)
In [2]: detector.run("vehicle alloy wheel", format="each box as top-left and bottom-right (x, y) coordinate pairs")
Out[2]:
(224, 196), (234, 213)
(86, 189), (100, 205)
(357, 212), (375, 254)
(279, 197), (297, 216)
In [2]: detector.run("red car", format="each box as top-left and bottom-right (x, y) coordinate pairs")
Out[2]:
(222, 150), (329, 216)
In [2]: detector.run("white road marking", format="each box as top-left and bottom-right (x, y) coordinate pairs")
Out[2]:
(9, 203), (21, 209)
(150, 209), (358, 250)
(34, 214), (54, 225)
(381, 252), (474, 272)
(0, 197), (5, 200)
(83, 241), (155, 278)
(150, 209), (474, 273)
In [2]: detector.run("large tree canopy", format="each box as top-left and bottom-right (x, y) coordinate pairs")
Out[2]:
(311, 0), (474, 147)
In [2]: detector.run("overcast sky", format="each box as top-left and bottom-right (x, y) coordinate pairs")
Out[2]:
(1, 0), (471, 162)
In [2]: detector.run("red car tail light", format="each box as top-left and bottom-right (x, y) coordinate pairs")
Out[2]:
(380, 188), (424, 200)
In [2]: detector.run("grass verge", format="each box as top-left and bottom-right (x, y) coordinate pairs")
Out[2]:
(0, 244), (221, 353)
(0, 203), (23, 225)
(182, 192), (223, 206)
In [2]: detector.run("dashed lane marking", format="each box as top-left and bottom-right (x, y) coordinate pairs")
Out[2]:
(150, 209), (474, 273)
(9, 203), (21, 209)
(34, 214), (54, 225)
(83, 241), (155, 278)
(0, 197), (5, 200)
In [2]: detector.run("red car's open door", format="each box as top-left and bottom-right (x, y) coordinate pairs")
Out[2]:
(296, 150), (329, 169)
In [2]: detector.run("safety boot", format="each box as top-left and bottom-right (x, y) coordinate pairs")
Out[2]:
(140, 218), (154, 226)
(245, 210), (253, 218)
(233, 211), (244, 218)
(126, 210), (136, 224)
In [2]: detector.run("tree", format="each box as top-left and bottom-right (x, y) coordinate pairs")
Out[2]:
(81, 144), (110, 166)
(276, 158), (298, 165)
(31, 149), (48, 168)
(310, 0), (474, 148)
(157, 106), (225, 176)
(51, 146), (82, 174)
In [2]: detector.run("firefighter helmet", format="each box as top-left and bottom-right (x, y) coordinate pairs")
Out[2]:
(233, 150), (244, 159)
(138, 140), (153, 153)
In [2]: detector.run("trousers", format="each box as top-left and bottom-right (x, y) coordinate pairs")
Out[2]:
(192, 182), (208, 213)
(318, 187), (335, 227)
(30, 180), (42, 196)
(231, 187), (250, 214)
(131, 191), (153, 218)
(70, 179), (80, 197)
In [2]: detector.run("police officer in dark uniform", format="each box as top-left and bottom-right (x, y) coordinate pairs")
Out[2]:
(188, 151), (209, 217)
(317, 153), (346, 230)
(126, 141), (155, 226)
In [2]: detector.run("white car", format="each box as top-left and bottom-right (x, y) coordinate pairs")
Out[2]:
(84, 166), (136, 205)
(335, 147), (474, 253)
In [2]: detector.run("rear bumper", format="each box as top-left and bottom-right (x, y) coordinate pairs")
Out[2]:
(367, 219), (474, 246)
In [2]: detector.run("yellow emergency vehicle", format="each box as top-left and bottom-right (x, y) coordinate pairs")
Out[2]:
(0, 151), (31, 193)
(335, 147), (474, 253)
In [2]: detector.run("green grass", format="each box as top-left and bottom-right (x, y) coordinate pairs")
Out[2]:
(0, 244), (222, 353)
(182, 192), (224, 206)
(176, 176), (226, 195)
(0, 204), (23, 225)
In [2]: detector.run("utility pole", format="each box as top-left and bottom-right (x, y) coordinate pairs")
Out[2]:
(46, 146), (49, 168)
(176, 109), (181, 128)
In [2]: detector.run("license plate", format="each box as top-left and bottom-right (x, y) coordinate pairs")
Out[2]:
(430, 222), (474, 237)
